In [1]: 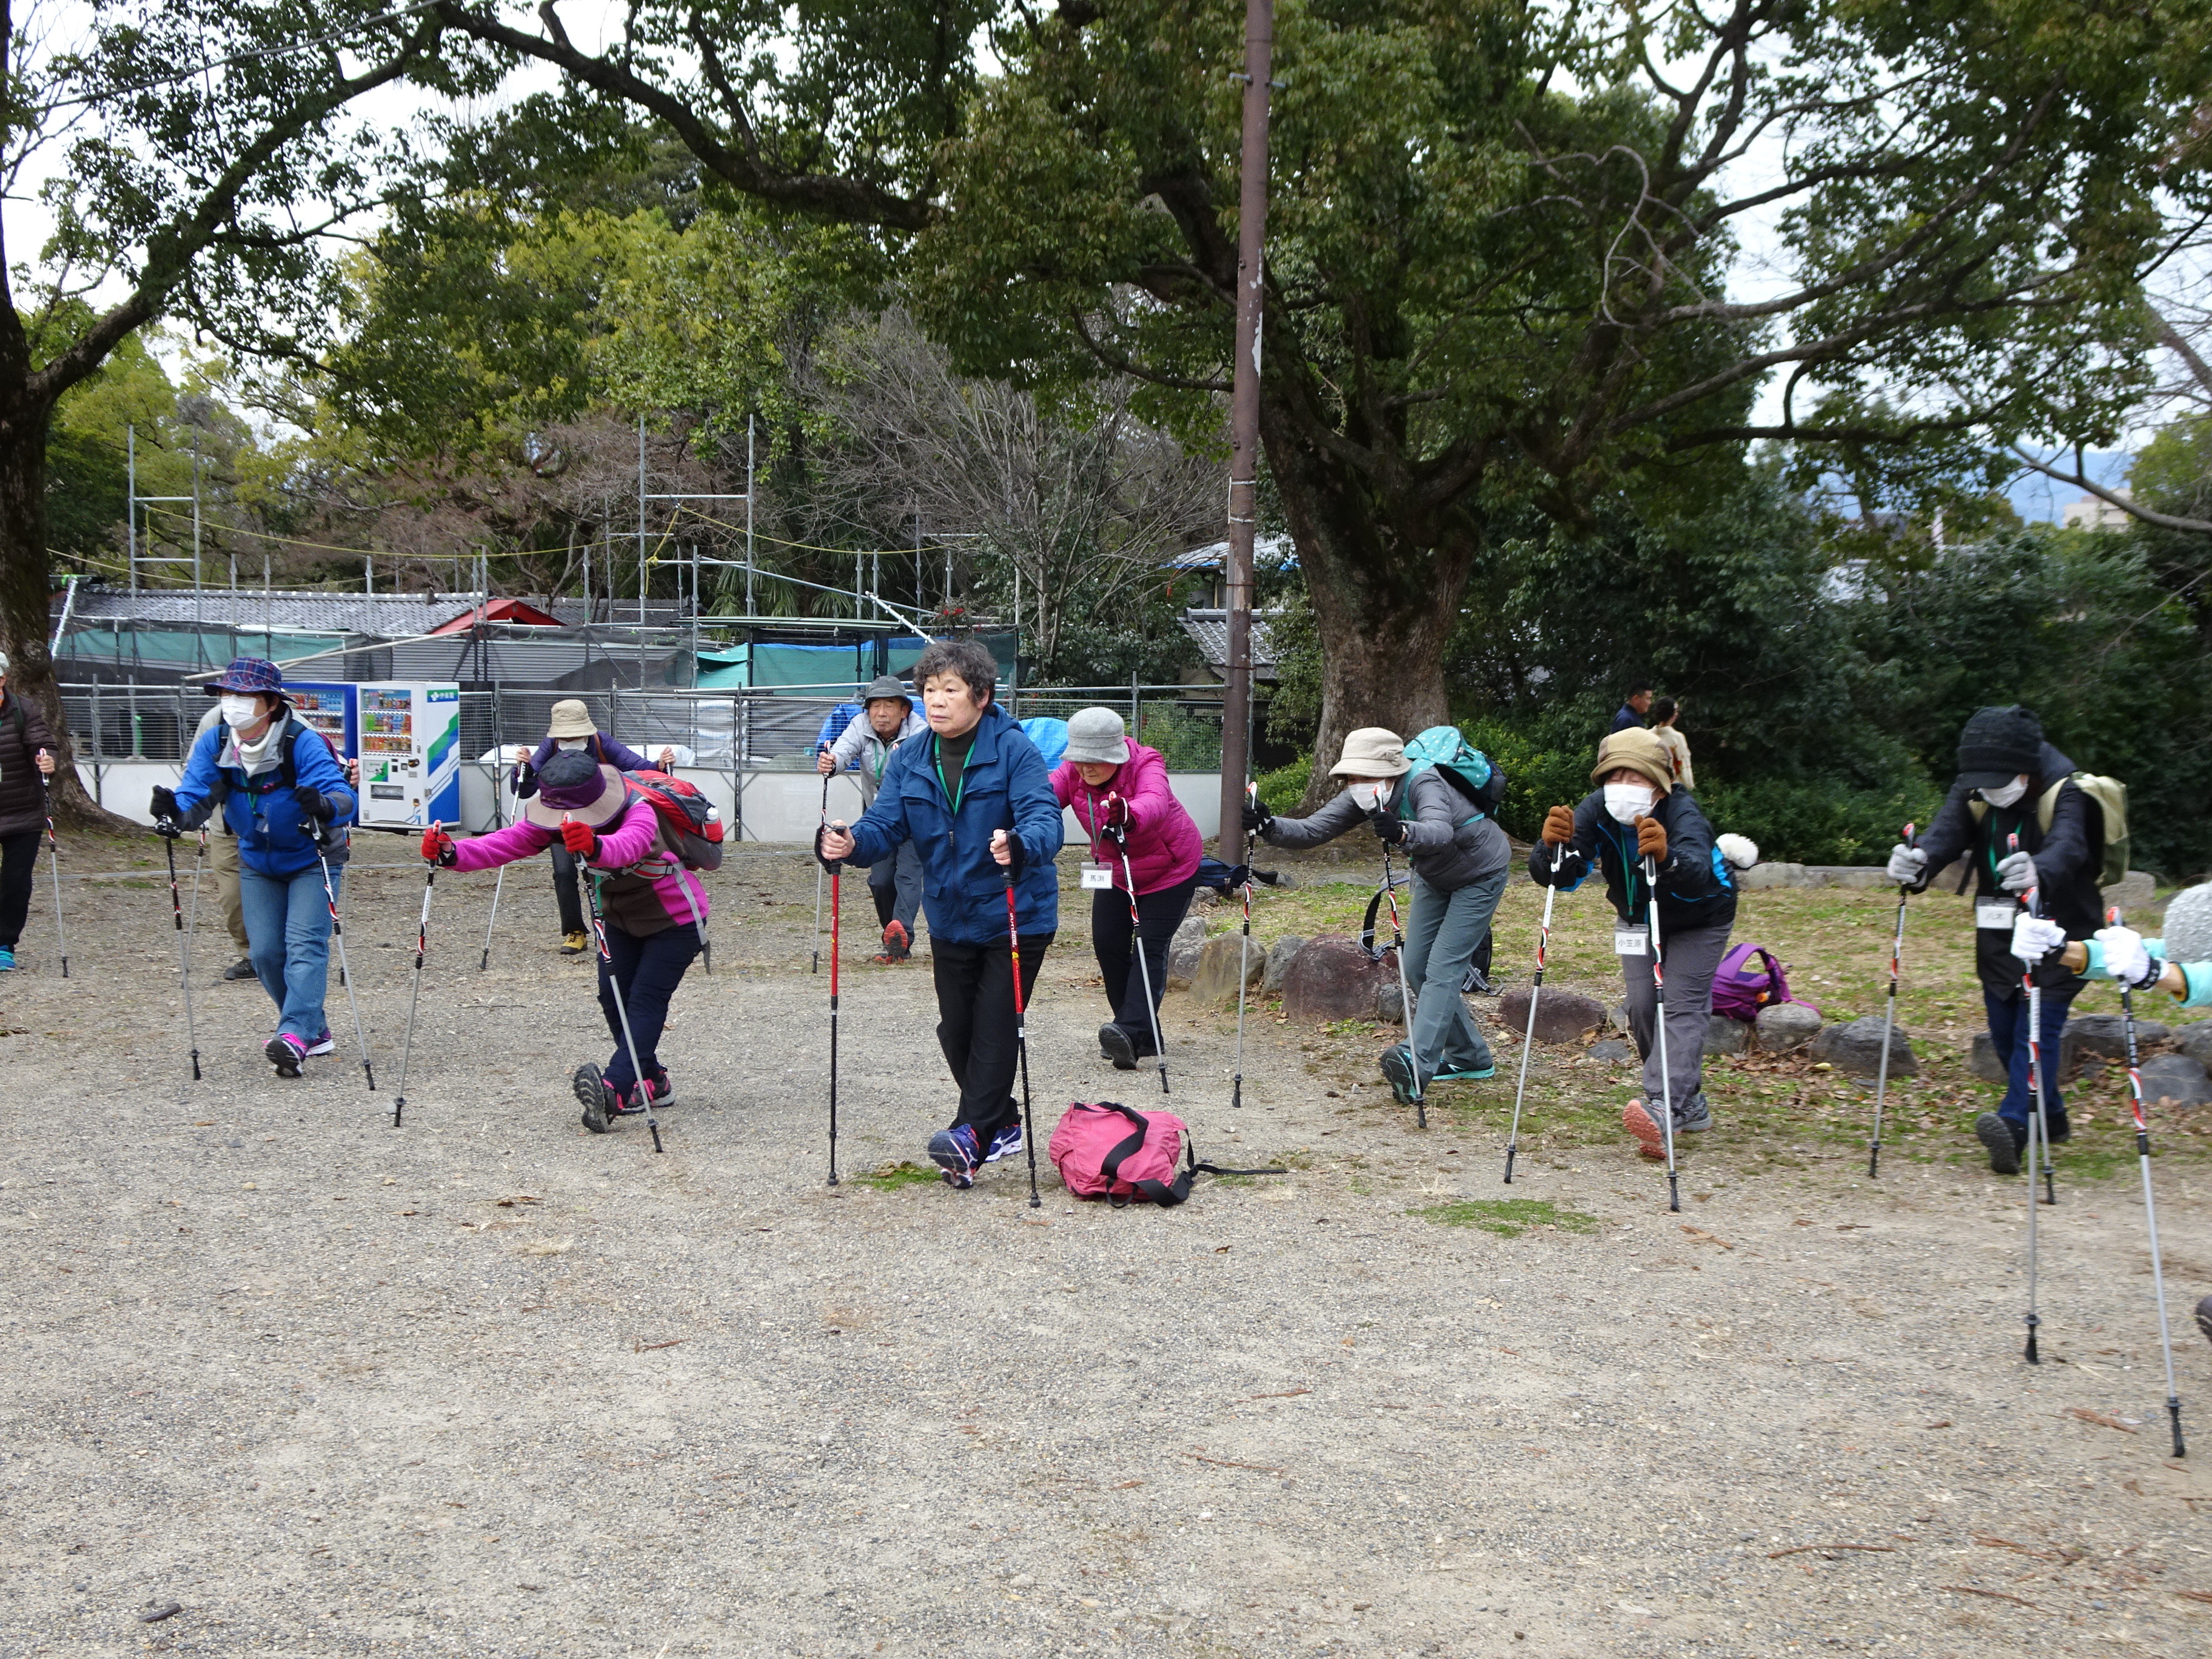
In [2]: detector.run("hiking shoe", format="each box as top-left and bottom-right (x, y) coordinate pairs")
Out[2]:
(223, 957), (258, 981)
(642, 1069), (675, 1108)
(2042, 1113), (2072, 1145)
(1379, 1044), (1424, 1106)
(984, 1120), (1024, 1164)
(1099, 1023), (1139, 1071)
(0, 948), (13, 971)
(574, 1064), (615, 1134)
(928, 1124), (982, 1188)
(2196, 1294), (2212, 1349)
(303, 1030), (336, 1058)
(872, 920), (912, 964)
(1976, 1111), (2025, 1176)
(1433, 1062), (1496, 1083)
(265, 1033), (307, 1079)
(561, 930), (589, 956)
(1675, 1093), (1714, 1134)
(1624, 1098), (1666, 1159)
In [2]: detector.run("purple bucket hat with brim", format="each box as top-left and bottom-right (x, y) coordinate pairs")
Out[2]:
(522, 754), (629, 831)
(206, 657), (285, 697)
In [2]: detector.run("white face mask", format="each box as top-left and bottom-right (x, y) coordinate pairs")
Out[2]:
(554, 737), (588, 751)
(219, 694), (261, 729)
(1977, 776), (2028, 808)
(1604, 782), (1655, 825)
(1350, 781), (1389, 812)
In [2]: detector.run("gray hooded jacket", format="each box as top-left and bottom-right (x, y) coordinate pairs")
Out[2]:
(1260, 768), (1511, 891)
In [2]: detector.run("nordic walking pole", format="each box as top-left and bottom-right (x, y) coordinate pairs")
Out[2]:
(36, 765), (66, 976)
(314, 839), (375, 1093)
(391, 828), (438, 1128)
(580, 854), (662, 1154)
(1110, 826), (1170, 1095)
(1380, 840), (1426, 1129)
(2110, 905), (2186, 1456)
(1867, 820), (1917, 1178)
(811, 756), (831, 973)
(1230, 785), (1256, 1111)
(826, 828), (843, 1186)
(163, 829), (202, 1081)
(1001, 860), (1042, 1208)
(1643, 852), (1682, 1214)
(479, 863), (505, 972)
(1504, 844), (1564, 1184)
(2014, 833), (2051, 1363)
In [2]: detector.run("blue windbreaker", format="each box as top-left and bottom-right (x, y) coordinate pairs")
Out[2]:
(172, 716), (358, 879)
(845, 703), (1062, 944)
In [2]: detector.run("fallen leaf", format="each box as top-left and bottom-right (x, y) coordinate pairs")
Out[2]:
(2066, 1406), (2138, 1433)
(1768, 1543), (1899, 1558)
(1941, 1585), (2038, 1609)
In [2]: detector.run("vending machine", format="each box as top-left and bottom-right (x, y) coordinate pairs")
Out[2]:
(285, 680), (462, 828)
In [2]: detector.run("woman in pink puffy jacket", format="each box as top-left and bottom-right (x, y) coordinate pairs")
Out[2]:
(1049, 706), (1204, 1070)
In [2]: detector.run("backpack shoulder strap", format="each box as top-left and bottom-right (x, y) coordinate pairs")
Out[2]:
(2036, 777), (2068, 834)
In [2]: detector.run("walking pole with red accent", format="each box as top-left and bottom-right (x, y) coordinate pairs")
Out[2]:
(1001, 860), (1042, 1209)
(1503, 844), (1564, 1185)
(164, 828), (203, 1081)
(811, 759), (831, 974)
(1379, 839), (1426, 1130)
(36, 762), (66, 976)
(312, 838), (376, 1095)
(2110, 905), (2185, 1456)
(2014, 831), (2054, 1363)
(390, 825), (439, 1129)
(576, 832), (662, 1155)
(1108, 818), (1170, 1096)
(1643, 851), (1683, 1215)
(1866, 820), (1917, 1178)
(826, 830), (843, 1187)
(1230, 784), (1256, 1111)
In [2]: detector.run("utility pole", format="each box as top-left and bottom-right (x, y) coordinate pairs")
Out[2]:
(1219, 0), (1274, 855)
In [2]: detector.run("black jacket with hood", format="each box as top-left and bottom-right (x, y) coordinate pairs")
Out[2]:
(1527, 783), (1737, 937)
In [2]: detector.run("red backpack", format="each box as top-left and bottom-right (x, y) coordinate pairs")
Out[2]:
(624, 770), (724, 871)
(1047, 1101), (1281, 1207)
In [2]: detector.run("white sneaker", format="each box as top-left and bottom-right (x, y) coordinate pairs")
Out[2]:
(303, 1031), (337, 1057)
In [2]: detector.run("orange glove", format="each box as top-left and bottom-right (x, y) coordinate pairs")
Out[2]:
(1634, 814), (1667, 863)
(560, 817), (598, 857)
(1541, 805), (1577, 846)
(421, 827), (456, 866)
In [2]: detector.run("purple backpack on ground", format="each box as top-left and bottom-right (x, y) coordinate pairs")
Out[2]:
(1710, 943), (1813, 1022)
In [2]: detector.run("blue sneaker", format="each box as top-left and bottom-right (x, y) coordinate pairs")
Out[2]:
(983, 1121), (1024, 1164)
(1433, 1062), (1496, 1082)
(0, 948), (15, 971)
(1379, 1044), (1424, 1106)
(928, 1124), (983, 1188)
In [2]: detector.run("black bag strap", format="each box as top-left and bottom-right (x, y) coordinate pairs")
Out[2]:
(1093, 1101), (1284, 1208)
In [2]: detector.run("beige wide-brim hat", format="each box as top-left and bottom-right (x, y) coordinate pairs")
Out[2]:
(522, 761), (629, 831)
(546, 699), (596, 740)
(1064, 706), (1131, 766)
(1329, 727), (1409, 778)
(1591, 727), (1674, 793)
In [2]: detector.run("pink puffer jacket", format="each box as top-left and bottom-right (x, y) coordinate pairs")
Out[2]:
(1051, 742), (1203, 897)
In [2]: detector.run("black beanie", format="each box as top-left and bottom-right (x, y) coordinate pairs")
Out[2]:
(1956, 705), (2043, 788)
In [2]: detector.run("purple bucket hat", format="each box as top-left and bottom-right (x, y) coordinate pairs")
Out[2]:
(522, 752), (628, 831)
(207, 657), (285, 697)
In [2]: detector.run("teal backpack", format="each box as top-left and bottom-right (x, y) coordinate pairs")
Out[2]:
(1401, 726), (1507, 822)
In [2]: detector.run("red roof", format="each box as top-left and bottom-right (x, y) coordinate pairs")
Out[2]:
(427, 597), (566, 634)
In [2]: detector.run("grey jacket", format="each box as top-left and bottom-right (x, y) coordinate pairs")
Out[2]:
(1261, 768), (1512, 891)
(828, 706), (930, 809)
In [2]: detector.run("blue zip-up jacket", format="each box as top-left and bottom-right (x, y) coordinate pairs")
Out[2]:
(844, 703), (1062, 944)
(172, 715), (357, 879)
(1528, 784), (1736, 936)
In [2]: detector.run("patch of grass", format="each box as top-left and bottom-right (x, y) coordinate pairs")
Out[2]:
(1406, 1198), (1599, 1238)
(853, 1161), (943, 1191)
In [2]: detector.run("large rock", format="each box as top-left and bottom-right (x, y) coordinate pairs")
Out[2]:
(2164, 882), (2212, 963)
(1740, 862), (1808, 889)
(2064, 1012), (2171, 1061)
(1376, 980), (1406, 1024)
(1755, 1001), (1823, 1052)
(1590, 1038), (1635, 1064)
(1495, 985), (1606, 1045)
(1811, 1014), (1917, 1078)
(1806, 865), (1894, 890)
(2101, 870), (2157, 913)
(1707, 1015), (1751, 1056)
(2174, 1024), (2212, 1070)
(1188, 933), (1264, 1006)
(1969, 1027), (2084, 1084)
(1164, 916), (1210, 990)
(1280, 936), (1399, 1025)
(1262, 934), (1308, 994)
(2139, 1053), (2212, 1107)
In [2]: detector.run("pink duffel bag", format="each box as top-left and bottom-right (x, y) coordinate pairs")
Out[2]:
(1047, 1101), (1281, 1207)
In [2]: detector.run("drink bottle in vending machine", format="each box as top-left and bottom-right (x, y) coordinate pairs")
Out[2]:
(356, 683), (461, 826)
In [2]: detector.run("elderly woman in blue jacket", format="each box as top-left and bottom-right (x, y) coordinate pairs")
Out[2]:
(817, 638), (1063, 1188)
(152, 659), (357, 1078)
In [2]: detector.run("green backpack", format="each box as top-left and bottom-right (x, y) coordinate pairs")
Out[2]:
(1969, 772), (2130, 886)
(1401, 726), (1507, 822)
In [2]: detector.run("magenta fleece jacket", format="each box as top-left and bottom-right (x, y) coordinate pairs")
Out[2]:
(1051, 742), (1202, 897)
(453, 798), (709, 935)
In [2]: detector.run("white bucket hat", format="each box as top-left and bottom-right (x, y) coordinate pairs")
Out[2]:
(1329, 727), (1409, 778)
(1064, 706), (1131, 766)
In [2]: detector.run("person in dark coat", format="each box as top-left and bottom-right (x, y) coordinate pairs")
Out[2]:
(1888, 705), (2102, 1174)
(0, 650), (58, 971)
(1609, 684), (1654, 734)
(512, 699), (672, 954)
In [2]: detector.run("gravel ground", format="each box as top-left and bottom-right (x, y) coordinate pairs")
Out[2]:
(3, 842), (2210, 1658)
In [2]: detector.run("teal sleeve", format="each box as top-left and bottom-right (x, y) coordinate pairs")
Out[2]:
(2182, 960), (2212, 1010)
(2082, 937), (2111, 981)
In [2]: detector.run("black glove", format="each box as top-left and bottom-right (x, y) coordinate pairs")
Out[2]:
(1242, 799), (1273, 836)
(1367, 806), (1405, 846)
(153, 814), (183, 840)
(813, 823), (844, 871)
(150, 785), (179, 820)
(294, 785), (333, 822)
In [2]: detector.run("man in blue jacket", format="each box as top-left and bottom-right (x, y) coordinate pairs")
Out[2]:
(819, 639), (1063, 1187)
(152, 659), (358, 1078)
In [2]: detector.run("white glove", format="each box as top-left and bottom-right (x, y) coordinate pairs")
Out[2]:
(2010, 914), (2065, 965)
(1885, 843), (1926, 884)
(2096, 925), (2163, 991)
(1994, 850), (2037, 894)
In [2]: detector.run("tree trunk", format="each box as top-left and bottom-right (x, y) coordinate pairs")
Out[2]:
(1261, 407), (1481, 810)
(0, 397), (133, 832)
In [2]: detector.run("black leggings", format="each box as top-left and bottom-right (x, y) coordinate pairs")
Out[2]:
(1091, 876), (1195, 1057)
(551, 845), (586, 935)
(931, 932), (1053, 1139)
(595, 923), (700, 1091)
(0, 828), (40, 951)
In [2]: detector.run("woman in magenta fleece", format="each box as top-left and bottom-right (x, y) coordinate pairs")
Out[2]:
(423, 750), (709, 1133)
(1050, 706), (1203, 1070)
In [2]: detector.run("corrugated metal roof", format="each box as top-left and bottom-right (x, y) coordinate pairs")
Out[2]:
(1165, 534), (1297, 572)
(1179, 609), (1283, 677)
(61, 588), (477, 636)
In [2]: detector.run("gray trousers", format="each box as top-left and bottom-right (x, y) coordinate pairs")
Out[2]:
(210, 830), (250, 953)
(1619, 916), (1731, 1110)
(1401, 867), (1506, 1078)
(869, 837), (924, 937)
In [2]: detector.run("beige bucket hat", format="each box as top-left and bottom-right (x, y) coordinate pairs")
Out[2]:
(1329, 727), (1410, 778)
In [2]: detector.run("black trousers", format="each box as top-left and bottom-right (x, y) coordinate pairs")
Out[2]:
(1091, 876), (1195, 1057)
(595, 923), (700, 1092)
(0, 828), (41, 951)
(551, 845), (585, 935)
(931, 932), (1053, 1140)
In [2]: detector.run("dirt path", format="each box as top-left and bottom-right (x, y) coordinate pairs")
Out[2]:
(2, 845), (2208, 1657)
